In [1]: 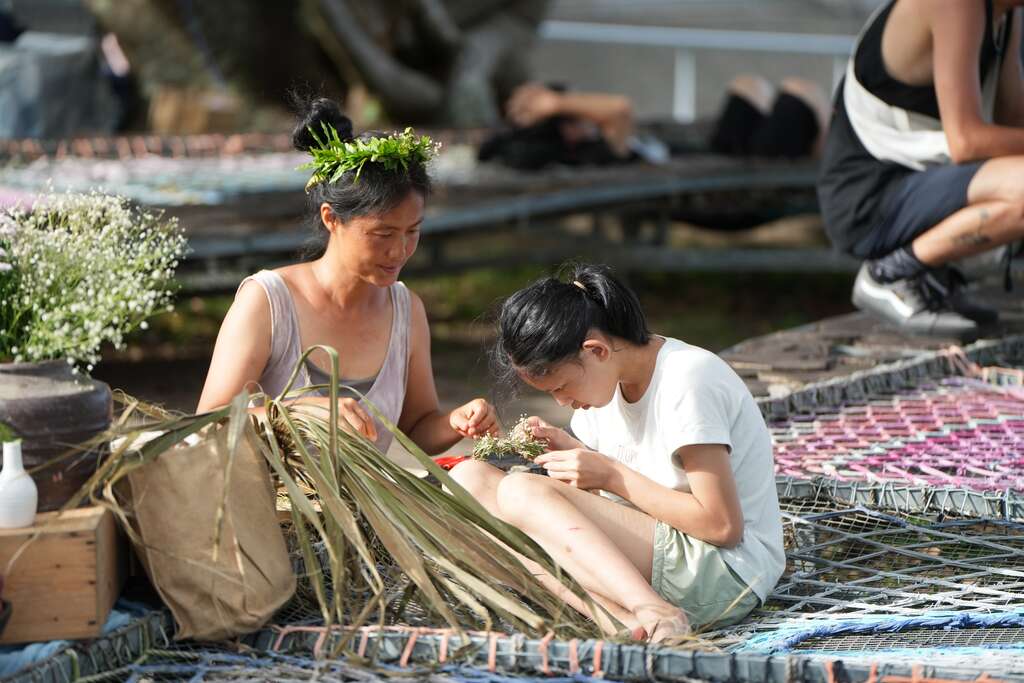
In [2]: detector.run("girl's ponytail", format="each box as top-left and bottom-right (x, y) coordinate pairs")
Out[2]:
(492, 263), (650, 387)
(563, 263), (650, 346)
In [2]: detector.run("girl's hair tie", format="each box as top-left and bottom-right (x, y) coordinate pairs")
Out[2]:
(572, 280), (587, 292)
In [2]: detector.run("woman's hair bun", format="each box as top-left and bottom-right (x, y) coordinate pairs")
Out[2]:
(291, 97), (354, 152)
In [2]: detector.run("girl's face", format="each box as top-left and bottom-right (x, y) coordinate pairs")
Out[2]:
(322, 191), (424, 287)
(519, 338), (620, 410)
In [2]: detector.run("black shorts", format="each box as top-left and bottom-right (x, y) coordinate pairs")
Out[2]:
(709, 92), (820, 159)
(851, 161), (984, 259)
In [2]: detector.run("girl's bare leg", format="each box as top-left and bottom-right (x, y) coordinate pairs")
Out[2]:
(449, 461), (637, 634)
(455, 464), (687, 639)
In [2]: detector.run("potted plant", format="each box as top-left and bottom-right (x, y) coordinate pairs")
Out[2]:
(0, 191), (185, 510)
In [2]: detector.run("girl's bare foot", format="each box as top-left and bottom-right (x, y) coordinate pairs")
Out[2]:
(648, 613), (691, 644)
(633, 607), (691, 644)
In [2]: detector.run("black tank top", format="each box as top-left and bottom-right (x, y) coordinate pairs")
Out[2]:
(817, 0), (1013, 255)
(853, 0), (1003, 120)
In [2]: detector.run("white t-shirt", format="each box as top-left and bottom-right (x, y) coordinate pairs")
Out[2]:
(569, 337), (784, 602)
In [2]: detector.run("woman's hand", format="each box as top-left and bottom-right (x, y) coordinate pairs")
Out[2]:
(522, 416), (583, 452)
(535, 448), (618, 490)
(294, 397), (378, 441)
(449, 398), (499, 438)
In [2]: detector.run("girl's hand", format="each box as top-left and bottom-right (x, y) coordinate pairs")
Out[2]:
(535, 448), (617, 490)
(449, 398), (499, 438)
(522, 416), (583, 452)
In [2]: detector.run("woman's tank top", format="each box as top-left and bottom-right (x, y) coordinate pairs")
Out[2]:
(240, 270), (411, 453)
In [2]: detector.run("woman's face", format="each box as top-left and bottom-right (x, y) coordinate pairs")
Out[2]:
(323, 190), (424, 287)
(519, 337), (619, 410)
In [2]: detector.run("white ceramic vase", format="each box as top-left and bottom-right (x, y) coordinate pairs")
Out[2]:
(0, 441), (38, 528)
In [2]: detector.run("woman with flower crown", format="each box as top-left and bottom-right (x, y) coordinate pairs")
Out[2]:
(197, 97), (498, 455)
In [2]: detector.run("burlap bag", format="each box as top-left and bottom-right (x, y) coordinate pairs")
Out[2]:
(125, 421), (295, 640)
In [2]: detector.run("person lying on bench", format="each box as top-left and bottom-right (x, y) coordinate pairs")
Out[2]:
(482, 78), (827, 171)
(478, 82), (642, 170)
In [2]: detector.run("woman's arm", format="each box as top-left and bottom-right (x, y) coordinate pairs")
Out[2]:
(196, 280), (273, 413)
(932, 1), (1024, 161)
(396, 292), (496, 455)
(537, 443), (745, 548)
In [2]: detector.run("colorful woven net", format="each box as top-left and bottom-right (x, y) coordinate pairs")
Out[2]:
(15, 343), (1024, 682)
(771, 378), (1024, 491)
(16, 486), (1024, 682)
(760, 498), (1024, 622)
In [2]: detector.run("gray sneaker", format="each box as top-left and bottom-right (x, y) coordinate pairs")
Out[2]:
(851, 263), (979, 337)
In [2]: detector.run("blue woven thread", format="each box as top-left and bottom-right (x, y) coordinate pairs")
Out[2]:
(737, 611), (1024, 655)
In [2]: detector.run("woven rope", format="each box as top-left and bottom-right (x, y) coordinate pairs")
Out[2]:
(771, 377), (1024, 491)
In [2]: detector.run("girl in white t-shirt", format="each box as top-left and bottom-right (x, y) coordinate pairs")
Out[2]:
(450, 264), (784, 642)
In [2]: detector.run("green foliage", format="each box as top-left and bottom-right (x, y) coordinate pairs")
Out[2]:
(0, 421), (17, 443)
(298, 124), (439, 190)
(472, 415), (547, 462)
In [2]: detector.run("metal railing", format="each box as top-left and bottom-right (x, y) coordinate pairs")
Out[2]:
(538, 20), (855, 122)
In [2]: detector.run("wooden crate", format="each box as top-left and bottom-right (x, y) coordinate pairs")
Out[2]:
(0, 506), (126, 643)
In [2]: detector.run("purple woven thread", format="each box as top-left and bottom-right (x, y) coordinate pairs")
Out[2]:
(771, 378), (1024, 490)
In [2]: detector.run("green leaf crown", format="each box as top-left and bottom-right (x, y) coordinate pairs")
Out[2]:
(299, 123), (439, 191)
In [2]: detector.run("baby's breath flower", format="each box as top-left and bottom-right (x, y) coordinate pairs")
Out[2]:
(0, 191), (186, 368)
(0, 213), (17, 237)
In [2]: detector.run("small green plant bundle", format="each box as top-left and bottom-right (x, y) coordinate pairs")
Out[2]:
(472, 415), (548, 461)
(0, 191), (186, 370)
(299, 123), (440, 190)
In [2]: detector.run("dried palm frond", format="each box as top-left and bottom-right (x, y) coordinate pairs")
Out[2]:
(68, 346), (610, 652)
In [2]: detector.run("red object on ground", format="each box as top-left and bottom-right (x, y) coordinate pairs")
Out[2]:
(433, 456), (469, 470)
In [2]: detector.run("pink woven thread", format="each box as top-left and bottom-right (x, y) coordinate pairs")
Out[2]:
(771, 379), (1024, 491)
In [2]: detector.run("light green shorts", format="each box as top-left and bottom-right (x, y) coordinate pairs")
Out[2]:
(651, 521), (760, 629)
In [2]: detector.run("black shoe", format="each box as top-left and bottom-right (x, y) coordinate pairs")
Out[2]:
(852, 264), (979, 337)
(921, 267), (1000, 326)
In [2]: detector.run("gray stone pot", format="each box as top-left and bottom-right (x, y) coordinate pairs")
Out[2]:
(0, 360), (112, 511)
